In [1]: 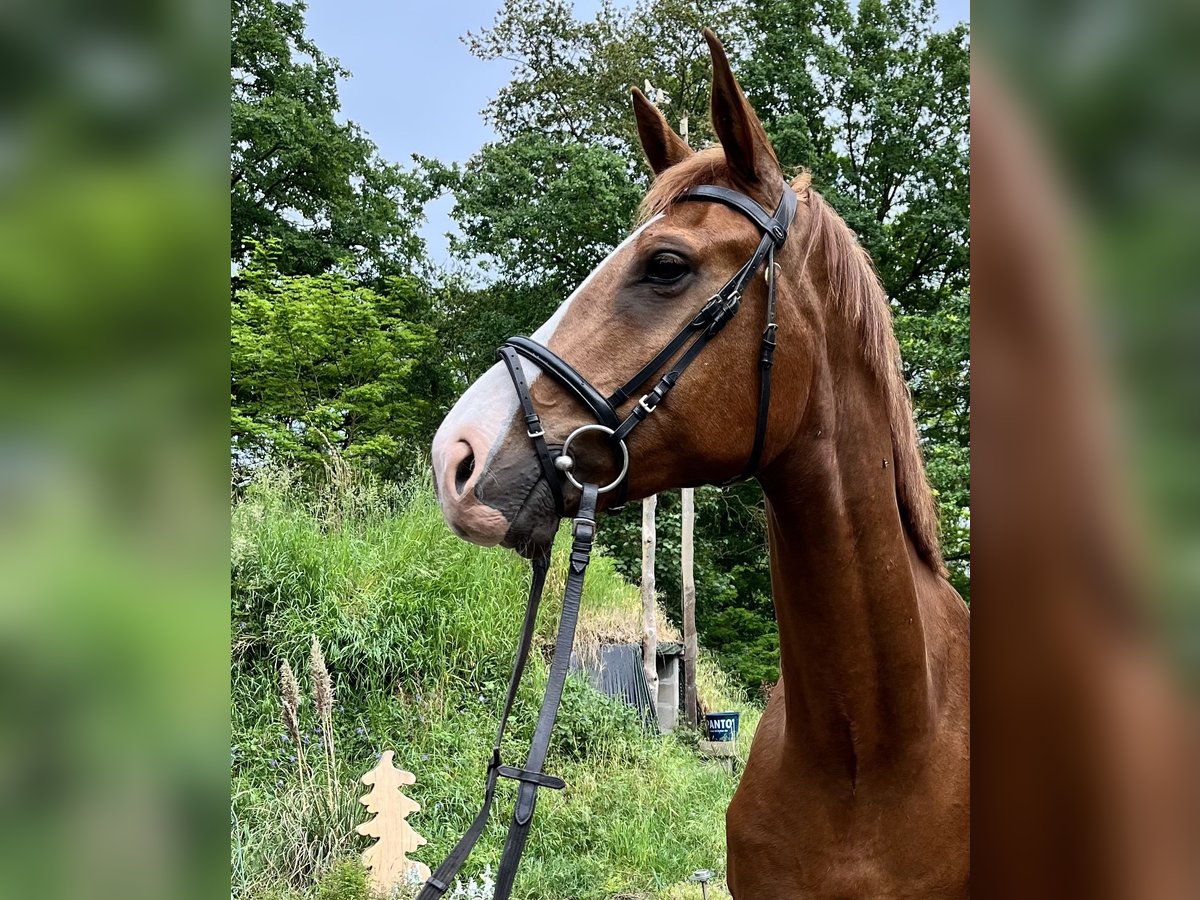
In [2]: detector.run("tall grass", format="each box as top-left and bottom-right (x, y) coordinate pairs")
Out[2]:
(232, 466), (755, 899)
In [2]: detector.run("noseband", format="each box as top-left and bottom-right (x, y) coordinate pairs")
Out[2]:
(419, 180), (797, 900)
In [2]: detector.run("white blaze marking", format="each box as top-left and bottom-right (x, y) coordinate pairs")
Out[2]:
(530, 213), (663, 344)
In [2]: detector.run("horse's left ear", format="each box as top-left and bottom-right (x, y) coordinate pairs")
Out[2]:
(704, 28), (781, 189)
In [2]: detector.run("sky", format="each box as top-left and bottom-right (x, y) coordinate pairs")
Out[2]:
(305, 0), (970, 263)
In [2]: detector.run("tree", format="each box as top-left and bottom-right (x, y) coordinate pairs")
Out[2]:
(466, 0), (751, 169)
(423, 134), (642, 374)
(428, 135), (643, 290)
(231, 241), (449, 477)
(230, 0), (454, 481)
(743, 0), (970, 313)
(433, 278), (564, 385)
(896, 287), (970, 597)
(231, 0), (430, 278)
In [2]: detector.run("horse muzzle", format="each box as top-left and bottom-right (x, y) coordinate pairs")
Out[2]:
(432, 362), (563, 553)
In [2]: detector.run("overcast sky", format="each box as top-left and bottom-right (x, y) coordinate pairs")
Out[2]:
(305, 0), (970, 264)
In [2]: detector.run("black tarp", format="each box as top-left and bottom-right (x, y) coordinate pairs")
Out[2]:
(570, 642), (683, 724)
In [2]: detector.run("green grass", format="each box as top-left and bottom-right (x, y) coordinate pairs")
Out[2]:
(231, 466), (757, 900)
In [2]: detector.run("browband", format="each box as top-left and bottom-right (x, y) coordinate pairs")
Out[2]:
(679, 184), (790, 244)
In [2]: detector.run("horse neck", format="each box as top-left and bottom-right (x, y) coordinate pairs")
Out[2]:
(758, 332), (938, 782)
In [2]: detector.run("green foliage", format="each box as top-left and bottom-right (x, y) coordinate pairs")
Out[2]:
(896, 288), (970, 597)
(231, 242), (451, 477)
(430, 136), (643, 289)
(231, 0), (431, 277)
(433, 279), (565, 383)
(551, 675), (653, 763)
(230, 0), (453, 481)
(600, 486), (780, 694)
(743, 0), (970, 308)
(423, 134), (643, 380)
(231, 467), (758, 899)
(312, 862), (370, 900)
(465, 0), (750, 165)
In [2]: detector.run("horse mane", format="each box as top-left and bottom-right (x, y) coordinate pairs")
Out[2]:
(639, 149), (946, 574)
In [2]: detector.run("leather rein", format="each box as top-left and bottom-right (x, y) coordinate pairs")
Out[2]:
(418, 180), (797, 900)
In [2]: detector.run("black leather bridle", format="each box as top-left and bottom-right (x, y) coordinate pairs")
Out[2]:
(418, 179), (797, 900)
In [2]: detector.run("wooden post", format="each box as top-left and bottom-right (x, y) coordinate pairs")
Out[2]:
(681, 487), (698, 727)
(678, 104), (698, 728)
(641, 494), (659, 724)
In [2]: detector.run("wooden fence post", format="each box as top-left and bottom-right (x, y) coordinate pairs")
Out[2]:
(641, 494), (659, 725)
(682, 487), (698, 727)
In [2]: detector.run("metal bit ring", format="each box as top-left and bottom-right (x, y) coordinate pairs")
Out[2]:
(557, 424), (629, 494)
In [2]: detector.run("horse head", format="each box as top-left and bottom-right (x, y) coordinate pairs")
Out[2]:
(432, 30), (817, 556)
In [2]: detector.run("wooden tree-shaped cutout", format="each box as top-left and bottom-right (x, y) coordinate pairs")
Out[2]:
(356, 750), (431, 892)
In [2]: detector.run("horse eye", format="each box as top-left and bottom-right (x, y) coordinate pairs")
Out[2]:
(645, 253), (689, 284)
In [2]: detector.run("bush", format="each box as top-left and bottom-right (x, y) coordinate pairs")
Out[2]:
(313, 861), (371, 900)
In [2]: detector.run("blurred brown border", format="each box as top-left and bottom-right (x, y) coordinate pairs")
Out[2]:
(971, 3), (1200, 892)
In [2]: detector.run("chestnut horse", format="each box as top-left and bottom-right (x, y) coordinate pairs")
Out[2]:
(431, 31), (969, 899)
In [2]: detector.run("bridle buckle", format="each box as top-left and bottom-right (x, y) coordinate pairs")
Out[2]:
(691, 295), (722, 327)
(705, 291), (742, 335)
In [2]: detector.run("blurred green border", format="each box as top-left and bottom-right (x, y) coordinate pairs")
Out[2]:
(0, 2), (231, 899)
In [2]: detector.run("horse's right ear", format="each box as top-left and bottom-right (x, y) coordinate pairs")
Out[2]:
(631, 86), (693, 175)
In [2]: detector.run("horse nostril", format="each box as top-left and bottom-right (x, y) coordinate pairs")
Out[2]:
(454, 446), (476, 496)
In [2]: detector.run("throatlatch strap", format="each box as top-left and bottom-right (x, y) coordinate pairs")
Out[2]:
(416, 552), (551, 899)
(742, 244), (778, 479)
